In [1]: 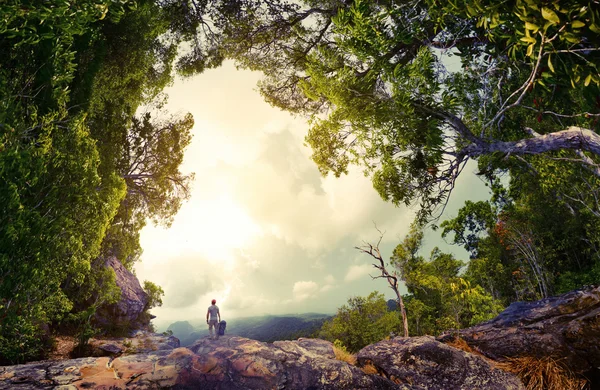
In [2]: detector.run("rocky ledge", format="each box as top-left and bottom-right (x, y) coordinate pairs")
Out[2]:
(0, 335), (522, 389)
(2, 285), (598, 389)
(438, 284), (600, 375)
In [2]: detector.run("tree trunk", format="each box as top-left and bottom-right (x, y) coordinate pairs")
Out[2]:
(395, 291), (409, 337)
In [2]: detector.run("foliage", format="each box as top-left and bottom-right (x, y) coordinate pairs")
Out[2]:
(68, 306), (98, 358)
(391, 224), (503, 335)
(143, 280), (165, 310)
(0, 314), (50, 364)
(318, 292), (400, 352)
(0, 0), (195, 362)
(202, 0), (600, 221)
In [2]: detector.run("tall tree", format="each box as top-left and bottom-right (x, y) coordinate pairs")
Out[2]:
(193, 0), (600, 220)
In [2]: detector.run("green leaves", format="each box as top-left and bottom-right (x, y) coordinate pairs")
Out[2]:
(0, 0), (193, 362)
(541, 7), (560, 25)
(319, 292), (401, 352)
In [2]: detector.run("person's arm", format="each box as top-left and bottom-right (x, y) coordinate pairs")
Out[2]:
(217, 308), (221, 322)
(206, 309), (209, 323)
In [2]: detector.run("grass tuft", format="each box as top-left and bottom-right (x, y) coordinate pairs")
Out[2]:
(496, 356), (588, 390)
(332, 345), (357, 365)
(361, 361), (379, 375)
(445, 337), (475, 354)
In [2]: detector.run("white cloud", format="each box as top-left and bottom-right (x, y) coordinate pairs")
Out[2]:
(292, 281), (319, 302)
(345, 264), (373, 282)
(136, 62), (490, 331)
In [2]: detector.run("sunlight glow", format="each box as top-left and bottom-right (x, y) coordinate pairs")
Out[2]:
(140, 193), (263, 266)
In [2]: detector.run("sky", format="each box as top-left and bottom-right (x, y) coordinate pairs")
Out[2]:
(134, 61), (491, 331)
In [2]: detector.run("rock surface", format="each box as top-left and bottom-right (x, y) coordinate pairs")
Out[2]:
(90, 330), (180, 357)
(357, 336), (524, 390)
(0, 335), (524, 389)
(94, 256), (149, 329)
(438, 285), (600, 374)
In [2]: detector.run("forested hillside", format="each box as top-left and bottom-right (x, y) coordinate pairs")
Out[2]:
(167, 314), (330, 346)
(2, 0), (599, 368)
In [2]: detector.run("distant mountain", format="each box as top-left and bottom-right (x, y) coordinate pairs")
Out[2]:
(166, 321), (198, 346)
(387, 299), (398, 311)
(166, 314), (332, 346)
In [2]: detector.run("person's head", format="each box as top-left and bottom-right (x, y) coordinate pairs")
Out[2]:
(211, 299), (216, 305)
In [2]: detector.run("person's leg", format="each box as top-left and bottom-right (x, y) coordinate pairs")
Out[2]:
(208, 321), (214, 339)
(208, 320), (218, 339)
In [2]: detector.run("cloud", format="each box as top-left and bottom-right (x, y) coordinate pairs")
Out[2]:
(224, 293), (276, 312)
(292, 281), (319, 302)
(319, 274), (336, 292)
(135, 62), (490, 331)
(134, 255), (226, 310)
(344, 264), (373, 282)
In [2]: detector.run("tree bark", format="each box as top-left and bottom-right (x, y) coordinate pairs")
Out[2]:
(465, 127), (600, 161)
(394, 287), (409, 338)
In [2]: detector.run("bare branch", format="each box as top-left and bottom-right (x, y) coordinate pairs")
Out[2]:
(355, 231), (409, 337)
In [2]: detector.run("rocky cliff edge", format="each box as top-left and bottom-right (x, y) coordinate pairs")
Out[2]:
(0, 335), (522, 389)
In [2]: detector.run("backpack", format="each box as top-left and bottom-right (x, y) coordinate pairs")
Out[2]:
(218, 320), (227, 336)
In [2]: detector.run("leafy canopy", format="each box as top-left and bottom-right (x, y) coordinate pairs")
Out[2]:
(199, 0), (600, 220)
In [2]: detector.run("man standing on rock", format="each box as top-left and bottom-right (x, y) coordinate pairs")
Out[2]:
(206, 299), (221, 340)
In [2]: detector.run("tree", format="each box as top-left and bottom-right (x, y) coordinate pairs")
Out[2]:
(440, 155), (600, 303)
(197, 0), (600, 220)
(318, 291), (400, 352)
(143, 280), (165, 310)
(119, 112), (195, 226)
(391, 223), (502, 334)
(0, 115), (125, 363)
(356, 230), (409, 337)
(0, 0), (196, 362)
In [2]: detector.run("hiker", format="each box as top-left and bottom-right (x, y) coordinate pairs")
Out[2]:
(206, 299), (221, 340)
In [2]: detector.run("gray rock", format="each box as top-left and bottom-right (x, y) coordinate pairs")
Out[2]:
(94, 256), (149, 329)
(1, 336), (401, 389)
(187, 336), (400, 389)
(357, 336), (524, 390)
(97, 343), (123, 356)
(438, 285), (600, 374)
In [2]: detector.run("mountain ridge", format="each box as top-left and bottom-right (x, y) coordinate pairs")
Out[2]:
(166, 313), (332, 346)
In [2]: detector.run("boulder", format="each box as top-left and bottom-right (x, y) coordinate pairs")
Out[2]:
(438, 285), (600, 375)
(357, 336), (524, 390)
(0, 336), (404, 389)
(90, 331), (180, 356)
(96, 343), (123, 356)
(185, 336), (400, 389)
(94, 256), (149, 329)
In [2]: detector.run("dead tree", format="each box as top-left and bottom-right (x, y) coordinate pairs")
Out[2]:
(356, 231), (409, 338)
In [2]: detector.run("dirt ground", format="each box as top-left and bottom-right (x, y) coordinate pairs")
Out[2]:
(48, 336), (77, 360)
